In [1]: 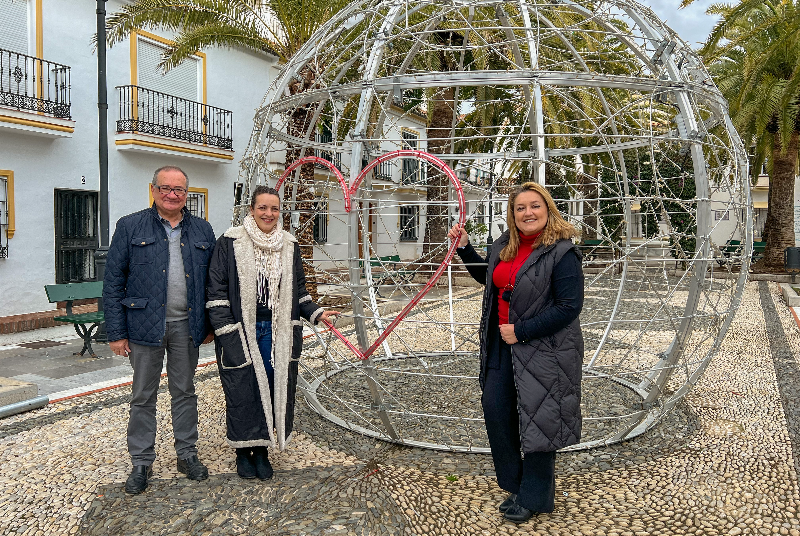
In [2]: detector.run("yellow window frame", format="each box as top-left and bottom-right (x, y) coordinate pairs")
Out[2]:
(148, 185), (209, 221)
(0, 170), (14, 239)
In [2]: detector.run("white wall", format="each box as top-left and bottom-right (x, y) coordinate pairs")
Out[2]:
(0, 0), (276, 317)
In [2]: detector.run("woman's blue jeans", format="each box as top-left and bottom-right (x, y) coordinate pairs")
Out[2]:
(255, 321), (275, 401)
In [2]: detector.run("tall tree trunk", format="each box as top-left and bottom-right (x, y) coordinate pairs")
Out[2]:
(422, 83), (456, 273)
(284, 72), (320, 300)
(752, 131), (798, 272)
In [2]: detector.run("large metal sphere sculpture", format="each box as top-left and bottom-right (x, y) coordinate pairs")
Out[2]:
(238, 0), (751, 451)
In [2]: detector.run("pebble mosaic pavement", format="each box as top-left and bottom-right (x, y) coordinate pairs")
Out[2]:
(1, 281), (800, 535)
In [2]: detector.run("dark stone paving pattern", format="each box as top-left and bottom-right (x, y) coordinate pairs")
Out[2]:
(760, 281), (800, 480)
(78, 466), (406, 536)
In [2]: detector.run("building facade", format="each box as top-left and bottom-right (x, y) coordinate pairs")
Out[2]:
(0, 0), (278, 318)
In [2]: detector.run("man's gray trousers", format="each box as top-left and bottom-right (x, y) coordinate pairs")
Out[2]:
(127, 319), (200, 466)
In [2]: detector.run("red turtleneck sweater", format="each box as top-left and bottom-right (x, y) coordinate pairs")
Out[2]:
(492, 232), (540, 325)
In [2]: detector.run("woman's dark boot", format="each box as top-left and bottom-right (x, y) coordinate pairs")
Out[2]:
(252, 446), (274, 480)
(498, 493), (517, 513)
(235, 448), (256, 479)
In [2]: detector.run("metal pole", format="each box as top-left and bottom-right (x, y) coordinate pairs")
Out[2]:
(486, 168), (494, 256)
(0, 395), (49, 419)
(94, 0), (109, 341)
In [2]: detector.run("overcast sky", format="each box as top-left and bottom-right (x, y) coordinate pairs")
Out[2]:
(640, 0), (720, 48)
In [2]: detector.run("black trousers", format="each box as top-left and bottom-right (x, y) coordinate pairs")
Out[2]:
(482, 340), (556, 513)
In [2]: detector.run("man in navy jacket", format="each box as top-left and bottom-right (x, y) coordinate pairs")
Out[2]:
(103, 166), (216, 494)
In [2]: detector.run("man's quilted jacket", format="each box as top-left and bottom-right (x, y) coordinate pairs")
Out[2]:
(103, 205), (216, 347)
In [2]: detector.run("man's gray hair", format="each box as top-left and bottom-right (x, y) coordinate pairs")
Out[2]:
(152, 166), (189, 187)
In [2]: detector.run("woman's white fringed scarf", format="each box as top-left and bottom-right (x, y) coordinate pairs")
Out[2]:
(243, 214), (283, 312)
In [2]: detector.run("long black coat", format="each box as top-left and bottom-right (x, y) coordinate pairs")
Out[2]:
(462, 232), (584, 452)
(206, 226), (322, 450)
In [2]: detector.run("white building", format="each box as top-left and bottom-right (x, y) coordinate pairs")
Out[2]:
(0, 0), (279, 318)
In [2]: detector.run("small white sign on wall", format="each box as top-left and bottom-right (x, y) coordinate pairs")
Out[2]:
(795, 206), (800, 244)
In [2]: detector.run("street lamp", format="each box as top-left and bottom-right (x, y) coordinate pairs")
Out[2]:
(94, 0), (110, 341)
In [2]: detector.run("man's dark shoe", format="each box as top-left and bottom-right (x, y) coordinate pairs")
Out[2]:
(124, 465), (152, 494)
(499, 493), (517, 513)
(252, 446), (274, 480)
(177, 455), (209, 481)
(504, 503), (536, 524)
(236, 449), (256, 479)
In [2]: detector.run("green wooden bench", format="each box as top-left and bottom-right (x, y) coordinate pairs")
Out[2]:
(579, 239), (617, 262)
(752, 241), (766, 261)
(363, 255), (415, 297)
(718, 239), (766, 265)
(717, 239), (742, 267)
(44, 281), (104, 358)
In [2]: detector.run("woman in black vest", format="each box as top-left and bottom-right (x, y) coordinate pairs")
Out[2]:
(206, 186), (339, 480)
(448, 181), (584, 523)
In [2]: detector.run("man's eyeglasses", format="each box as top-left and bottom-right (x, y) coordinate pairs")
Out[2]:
(155, 185), (188, 197)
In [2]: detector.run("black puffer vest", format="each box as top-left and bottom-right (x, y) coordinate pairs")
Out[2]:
(479, 233), (584, 452)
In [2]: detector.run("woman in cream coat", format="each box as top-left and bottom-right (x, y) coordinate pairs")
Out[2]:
(206, 185), (338, 479)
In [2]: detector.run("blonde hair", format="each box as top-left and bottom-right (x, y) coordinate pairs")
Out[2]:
(499, 181), (577, 262)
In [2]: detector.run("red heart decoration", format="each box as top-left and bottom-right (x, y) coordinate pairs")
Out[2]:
(277, 150), (466, 360)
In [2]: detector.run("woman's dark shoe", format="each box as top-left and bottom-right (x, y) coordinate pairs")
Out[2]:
(503, 503), (536, 524)
(252, 446), (274, 480)
(124, 465), (153, 494)
(498, 493), (517, 513)
(236, 449), (256, 479)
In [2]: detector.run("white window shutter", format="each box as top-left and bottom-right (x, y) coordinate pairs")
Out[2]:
(137, 38), (199, 102)
(0, 0), (29, 55)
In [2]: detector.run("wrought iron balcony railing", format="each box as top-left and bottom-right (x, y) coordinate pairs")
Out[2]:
(0, 48), (71, 118)
(314, 131), (341, 169)
(402, 159), (427, 185)
(361, 157), (393, 180)
(375, 160), (393, 180)
(116, 85), (233, 150)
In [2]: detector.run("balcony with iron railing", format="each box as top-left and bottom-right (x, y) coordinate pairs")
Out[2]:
(361, 157), (394, 181)
(401, 159), (427, 185)
(116, 85), (233, 154)
(0, 48), (71, 119)
(314, 131), (341, 170)
(0, 48), (73, 136)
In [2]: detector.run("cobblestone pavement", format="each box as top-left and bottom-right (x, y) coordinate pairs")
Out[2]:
(2, 281), (800, 535)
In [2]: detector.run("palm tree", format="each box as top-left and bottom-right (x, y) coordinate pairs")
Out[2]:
(683, 0), (800, 271)
(448, 4), (642, 245)
(421, 29), (462, 266)
(105, 0), (351, 297)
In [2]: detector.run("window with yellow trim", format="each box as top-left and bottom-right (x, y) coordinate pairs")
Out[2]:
(312, 196), (328, 244)
(137, 37), (201, 101)
(399, 204), (419, 242)
(401, 129), (422, 185)
(186, 188), (208, 220)
(0, 0), (30, 54)
(148, 185), (208, 221)
(0, 170), (15, 258)
(0, 0), (39, 96)
(132, 31), (205, 103)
